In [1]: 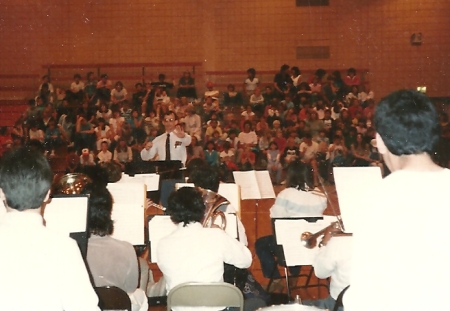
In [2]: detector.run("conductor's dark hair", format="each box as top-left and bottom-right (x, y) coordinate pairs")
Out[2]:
(190, 165), (220, 193)
(280, 64), (290, 72)
(374, 89), (440, 156)
(0, 147), (52, 211)
(167, 187), (205, 226)
(82, 183), (114, 236)
(286, 161), (313, 191)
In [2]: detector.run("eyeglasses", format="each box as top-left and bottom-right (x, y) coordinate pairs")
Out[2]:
(164, 118), (175, 122)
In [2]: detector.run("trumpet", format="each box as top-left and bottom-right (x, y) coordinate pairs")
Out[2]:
(301, 221), (352, 248)
(198, 187), (229, 230)
(300, 176), (352, 248)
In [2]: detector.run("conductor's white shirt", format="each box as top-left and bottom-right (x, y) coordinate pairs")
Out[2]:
(140, 131), (191, 165)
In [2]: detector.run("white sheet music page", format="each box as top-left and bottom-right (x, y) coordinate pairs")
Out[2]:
(148, 216), (177, 263)
(333, 167), (382, 233)
(111, 203), (144, 245)
(232, 171), (261, 200)
(274, 218), (334, 266)
(255, 171), (276, 199)
(218, 183), (241, 216)
(175, 182), (195, 190)
(223, 213), (238, 240)
(107, 182), (146, 245)
(44, 196), (88, 236)
(134, 173), (160, 191)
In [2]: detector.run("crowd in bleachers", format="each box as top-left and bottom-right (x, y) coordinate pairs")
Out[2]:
(0, 65), (389, 183)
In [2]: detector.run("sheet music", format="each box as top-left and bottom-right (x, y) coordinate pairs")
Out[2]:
(333, 167), (382, 233)
(148, 216), (177, 263)
(133, 173), (160, 191)
(224, 213), (238, 239)
(107, 182), (146, 245)
(44, 196), (88, 236)
(232, 171), (262, 200)
(111, 203), (145, 245)
(175, 182), (195, 190)
(274, 217), (334, 266)
(218, 183), (241, 216)
(107, 182), (146, 207)
(255, 171), (276, 199)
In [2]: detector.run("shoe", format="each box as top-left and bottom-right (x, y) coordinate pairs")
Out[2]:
(67, 142), (74, 147)
(280, 180), (286, 185)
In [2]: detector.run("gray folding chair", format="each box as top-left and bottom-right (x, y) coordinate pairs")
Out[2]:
(167, 282), (244, 311)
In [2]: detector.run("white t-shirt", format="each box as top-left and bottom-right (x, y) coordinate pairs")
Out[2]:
(345, 169), (450, 311)
(71, 81), (85, 93)
(270, 187), (327, 218)
(244, 78), (259, 94)
(299, 141), (319, 161)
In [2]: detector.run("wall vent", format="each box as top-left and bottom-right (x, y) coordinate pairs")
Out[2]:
(296, 0), (329, 6)
(296, 46), (330, 59)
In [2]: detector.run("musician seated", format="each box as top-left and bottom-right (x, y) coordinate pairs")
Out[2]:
(83, 184), (148, 311)
(157, 187), (253, 310)
(302, 226), (352, 311)
(255, 161), (327, 289)
(0, 147), (99, 311)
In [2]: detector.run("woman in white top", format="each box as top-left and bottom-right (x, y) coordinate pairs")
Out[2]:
(255, 161), (327, 280)
(110, 81), (128, 105)
(95, 118), (112, 151)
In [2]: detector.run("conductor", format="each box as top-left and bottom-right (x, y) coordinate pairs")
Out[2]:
(141, 111), (192, 165)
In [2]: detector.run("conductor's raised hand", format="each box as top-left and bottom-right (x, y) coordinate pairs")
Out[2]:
(173, 124), (186, 138)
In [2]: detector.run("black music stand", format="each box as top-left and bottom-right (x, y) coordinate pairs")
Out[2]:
(131, 160), (184, 207)
(269, 217), (330, 301)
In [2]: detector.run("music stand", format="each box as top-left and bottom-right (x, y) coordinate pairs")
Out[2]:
(270, 216), (332, 300)
(132, 160), (184, 206)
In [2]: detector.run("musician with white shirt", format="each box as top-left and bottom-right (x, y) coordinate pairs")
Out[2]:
(140, 111), (192, 165)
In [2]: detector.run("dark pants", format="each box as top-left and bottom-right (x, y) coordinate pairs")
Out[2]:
(255, 235), (300, 279)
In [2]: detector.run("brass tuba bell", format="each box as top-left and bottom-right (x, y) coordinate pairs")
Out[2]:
(198, 187), (229, 230)
(52, 173), (92, 195)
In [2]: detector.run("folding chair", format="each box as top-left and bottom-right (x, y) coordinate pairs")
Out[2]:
(167, 282), (244, 311)
(95, 286), (132, 311)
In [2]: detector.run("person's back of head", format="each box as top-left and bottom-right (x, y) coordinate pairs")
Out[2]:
(190, 165), (220, 193)
(374, 89), (439, 156)
(0, 147), (52, 211)
(82, 183), (113, 236)
(167, 187), (205, 226)
(286, 160), (313, 190)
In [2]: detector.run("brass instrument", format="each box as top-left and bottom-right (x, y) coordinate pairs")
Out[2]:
(198, 187), (229, 230)
(52, 173), (92, 195)
(300, 176), (352, 248)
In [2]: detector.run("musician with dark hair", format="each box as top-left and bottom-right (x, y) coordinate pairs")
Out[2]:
(255, 161), (327, 290)
(157, 187), (252, 307)
(0, 147), (99, 311)
(83, 183), (148, 311)
(345, 90), (450, 311)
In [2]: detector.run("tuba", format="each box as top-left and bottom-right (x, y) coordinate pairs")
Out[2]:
(197, 187), (229, 230)
(52, 173), (92, 195)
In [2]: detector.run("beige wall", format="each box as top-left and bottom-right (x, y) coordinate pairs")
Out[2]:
(0, 0), (449, 98)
